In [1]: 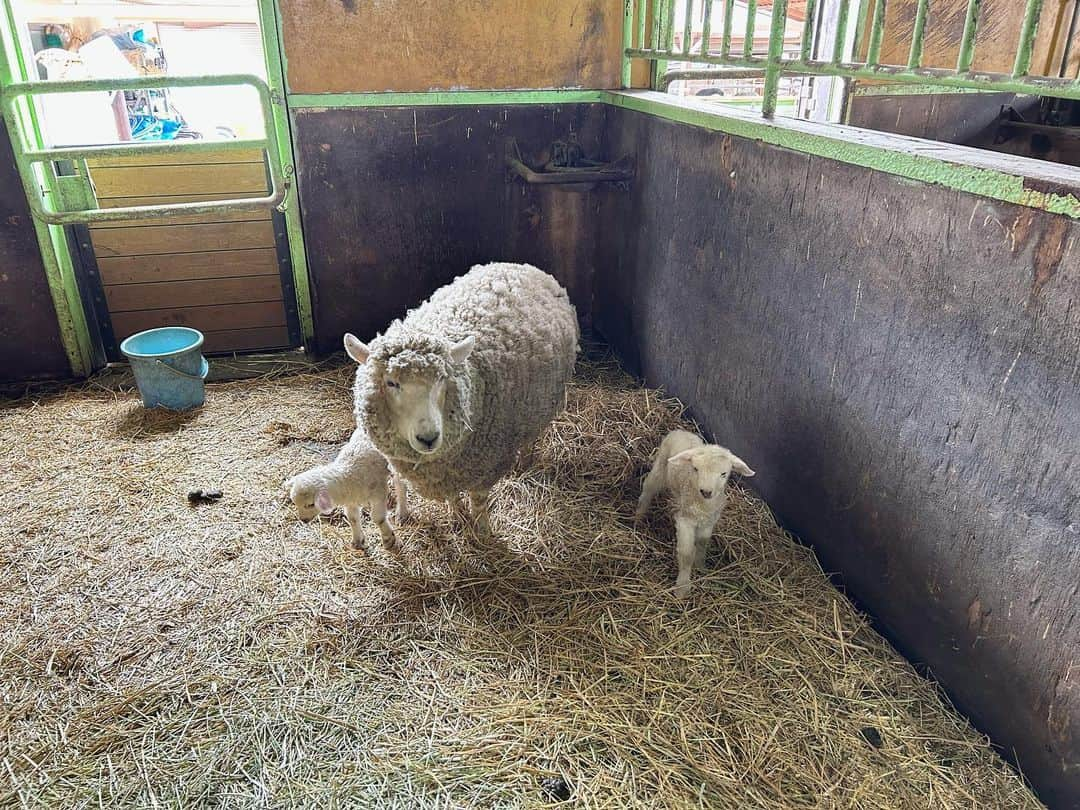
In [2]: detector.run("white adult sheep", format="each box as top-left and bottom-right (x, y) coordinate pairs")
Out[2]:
(284, 427), (408, 552)
(635, 429), (755, 598)
(344, 262), (579, 535)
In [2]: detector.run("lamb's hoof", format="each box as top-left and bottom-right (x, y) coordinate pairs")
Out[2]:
(674, 582), (691, 600)
(381, 535), (401, 554)
(350, 539), (367, 553)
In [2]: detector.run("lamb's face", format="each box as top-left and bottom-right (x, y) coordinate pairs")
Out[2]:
(670, 445), (755, 503)
(285, 477), (320, 520)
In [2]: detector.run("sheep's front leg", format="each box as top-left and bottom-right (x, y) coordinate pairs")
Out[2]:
(346, 505), (366, 551)
(694, 521), (715, 571)
(674, 517), (697, 599)
(369, 495), (398, 552)
(635, 458), (665, 520)
(393, 474), (410, 524)
(468, 488), (492, 538)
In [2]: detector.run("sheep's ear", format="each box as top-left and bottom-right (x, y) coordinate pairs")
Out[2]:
(729, 454), (755, 477)
(668, 449), (696, 465)
(315, 489), (334, 514)
(344, 333), (370, 364)
(450, 335), (475, 364)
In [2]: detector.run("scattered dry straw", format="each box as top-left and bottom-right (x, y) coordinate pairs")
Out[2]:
(0, 352), (1041, 808)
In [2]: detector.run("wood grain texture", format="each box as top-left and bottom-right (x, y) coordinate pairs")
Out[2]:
(595, 107), (1080, 808)
(89, 163), (268, 199)
(85, 148), (264, 168)
(110, 301), (287, 336)
(91, 221), (276, 257)
(293, 105), (609, 352)
(0, 121), (70, 382)
(278, 0), (623, 93)
(98, 248), (279, 285)
(104, 276), (283, 312)
(201, 325), (292, 354)
(861, 0), (1064, 75)
(92, 193), (270, 229)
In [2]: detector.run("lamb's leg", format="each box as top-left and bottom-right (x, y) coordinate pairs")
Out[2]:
(635, 455), (666, 520)
(346, 505), (365, 551)
(370, 494), (398, 552)
(693, 521), (715, 571)
(674, 517), (697, 599)
(468, 488), (492, 538)
(393, 473), (410, 523)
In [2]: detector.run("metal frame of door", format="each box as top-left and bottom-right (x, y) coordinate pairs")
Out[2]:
(0, 0), (313, 376)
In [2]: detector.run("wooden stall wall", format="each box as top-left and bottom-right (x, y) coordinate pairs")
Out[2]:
(278, 0), (623, 93)
(0, 120), (71, 384)
(595, 109), (1080, 808)
(85, 149), (294, 355)
(292, 104), (610, 352)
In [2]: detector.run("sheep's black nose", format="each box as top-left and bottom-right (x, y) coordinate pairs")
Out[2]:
(416, 432), (439, 449)
(700, 489), (713, 499)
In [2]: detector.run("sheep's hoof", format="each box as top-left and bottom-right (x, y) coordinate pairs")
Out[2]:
(674, 581), (691, 600)
(381, 534), (401, 554)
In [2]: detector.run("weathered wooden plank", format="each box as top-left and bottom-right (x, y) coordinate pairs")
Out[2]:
(91, 192), (270, 228)
(111, 300), (287, 336)
(86, 148), (264, 169)
(104, 275), (283, 313)
(89, 162), (267, 199)
(91, 220), (276, 258)
(98, 248), (279, 285)
(202, 325), (293, 354)
(279, 0), (622, 93)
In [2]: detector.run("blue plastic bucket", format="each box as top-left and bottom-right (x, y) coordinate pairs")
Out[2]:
(119, 327), (209, 410)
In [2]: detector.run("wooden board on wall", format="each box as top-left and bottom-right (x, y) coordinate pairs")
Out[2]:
(859, 0), (1071, 76)
(278, 0), (623, 93)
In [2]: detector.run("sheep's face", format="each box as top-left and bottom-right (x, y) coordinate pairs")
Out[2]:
(346, 332), (475, 458)
(669, 445), (755, 502)
(284, 477), (331, 521)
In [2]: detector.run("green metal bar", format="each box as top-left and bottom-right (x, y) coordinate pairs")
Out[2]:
(721, 0), (735, 57)
(852, 0), (871, 59)
(624, 0), (636, 84)
(743, 0), (758, 58)
(907, 0), (929, 69)
(0, 0), (93, 376)
(604, 91), (1080, 218)
(653, 0), (665, 51)
(3, 74), (288, 225)
(287, 90), (609, 108)
(866, 0), (887, 65)
(701, 0), (713, 55)
(664, 0), (677, 50)
(800, 0), (818, 62)
(638, 0), (648, 48)
(956, 0), (981, 73)
(762, 0), (790, 117)
(832, 0), (851, 64)
(682, 0), (694, 54)
(623, 49), (1080, 99)
(1012, 0), (1044, 77)
(259, 0), (314, 345)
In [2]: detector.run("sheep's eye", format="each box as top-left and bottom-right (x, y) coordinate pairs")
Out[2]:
(691, 465), (698, 473)
(385, 379), (400, 390)
(305, 502), (315, 509)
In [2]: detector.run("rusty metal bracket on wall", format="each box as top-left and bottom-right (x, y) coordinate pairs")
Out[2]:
(505, 135), (634, 191)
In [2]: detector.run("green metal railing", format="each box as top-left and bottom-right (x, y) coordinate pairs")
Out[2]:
(1, 73), (289, 225)
(625, 0), (1080, 117)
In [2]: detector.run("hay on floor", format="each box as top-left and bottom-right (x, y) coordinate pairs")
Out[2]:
(0, 353), (1042, 808)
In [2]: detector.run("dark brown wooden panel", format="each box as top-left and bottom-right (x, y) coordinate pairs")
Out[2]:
(91, 220), (276, 257)
(202, 325), (292, 354)
(98, 248), (279, 285)
(111, 300), (287, 336)
(89, 163), (267, 199)
(104, 276), (283, 312)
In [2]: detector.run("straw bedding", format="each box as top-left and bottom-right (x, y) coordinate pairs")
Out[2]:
(0, 353), (1041, 808)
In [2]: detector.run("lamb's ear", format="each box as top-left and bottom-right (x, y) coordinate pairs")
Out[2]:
(729, 454), (755, 477)
(343, 333), (370, 364)
(450, 335), (475, 364)
(668, 449), (696, 465)
(315, 489), (334, 514)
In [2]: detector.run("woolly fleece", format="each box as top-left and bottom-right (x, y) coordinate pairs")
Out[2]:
(354, 262), (579, 500)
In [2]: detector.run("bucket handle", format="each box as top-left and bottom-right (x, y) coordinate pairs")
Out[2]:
(154, 356), (209, 382)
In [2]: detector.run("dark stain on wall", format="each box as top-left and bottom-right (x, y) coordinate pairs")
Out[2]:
(595, 108), (1080, 809)
(0, 121), (70, 384)
(292, 104), (611, 352)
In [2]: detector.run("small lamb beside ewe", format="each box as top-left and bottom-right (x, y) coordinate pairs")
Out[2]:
(636, 429), (755, 598)
(284, 427), (408, 552)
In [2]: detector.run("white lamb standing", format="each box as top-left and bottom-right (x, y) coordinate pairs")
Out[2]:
(635, 429), (755, 598)
(345, 262), (579, 536)
(284, 428), (408, 552)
